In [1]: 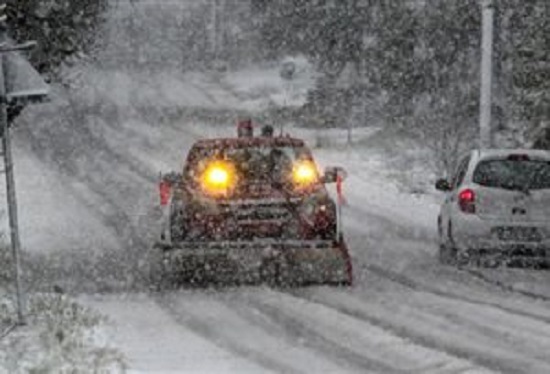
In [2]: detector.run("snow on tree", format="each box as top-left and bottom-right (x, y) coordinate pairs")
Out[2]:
(5, 0), (108, 77)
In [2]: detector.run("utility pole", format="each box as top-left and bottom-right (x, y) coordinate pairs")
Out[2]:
(0, 1), (48, 326)
(219, 0), (226, 60)
(479, 0), (494, 148)
(211, 0), (218, 65)
(279, 60), (296, 136)
(0, 2), (24, 325)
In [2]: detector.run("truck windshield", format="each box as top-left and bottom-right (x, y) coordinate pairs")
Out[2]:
(187, 145), (313, 184)
(473, 159), (550, 191)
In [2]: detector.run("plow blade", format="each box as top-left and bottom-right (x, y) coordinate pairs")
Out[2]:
(153, 239), (353, 287)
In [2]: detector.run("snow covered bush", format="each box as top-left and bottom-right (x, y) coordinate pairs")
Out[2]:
(0, 294), (126, 373)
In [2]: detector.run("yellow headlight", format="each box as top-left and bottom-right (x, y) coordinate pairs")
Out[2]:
(201, 161), (236, 196)
(207, 167), (229, 185)
(292, 160), (318, 186)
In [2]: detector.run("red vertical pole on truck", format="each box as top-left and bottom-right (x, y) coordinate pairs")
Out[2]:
(158, 175), (173, 243)
(336, 174), (344, 239)
(159, 175), (172, 207)
(336, 174), (344, 205)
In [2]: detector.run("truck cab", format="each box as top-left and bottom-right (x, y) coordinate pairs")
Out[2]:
(155, 121), (352, 286)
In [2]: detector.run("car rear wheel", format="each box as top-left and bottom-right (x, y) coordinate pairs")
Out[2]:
(144, 248), (177, 291)
(169, 208), (187, 243)
(439, 243), (458, 265)
(439, 220), (458, 265)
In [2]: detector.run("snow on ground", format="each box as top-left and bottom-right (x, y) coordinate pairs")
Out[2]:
(222, 56), (315, 111)
(83, 55), (314, 114)
(1, 63), (549, 373)
(292, 126), (550, 300)
(0, 139), (120, 254)
(82, 293), (271, 374)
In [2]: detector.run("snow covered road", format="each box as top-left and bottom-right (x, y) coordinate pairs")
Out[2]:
(81, 172), (550, 373)
(81, 264), (550, 374)
(81, 221), (550, 374)
(9, 69), (550, 373)
(17, 118), (550, 373)
(83, 294), (272, 374)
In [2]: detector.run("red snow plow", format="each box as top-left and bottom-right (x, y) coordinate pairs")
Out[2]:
(153, 121), (352, 286)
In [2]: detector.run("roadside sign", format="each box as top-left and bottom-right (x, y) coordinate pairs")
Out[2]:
(4, 50), (49, 102)
(280, 61), (296, 81)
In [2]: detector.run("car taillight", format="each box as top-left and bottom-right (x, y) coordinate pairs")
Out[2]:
(315, 204), (335, 226)
(458, 188), (476, 214)
(159, 179), (172, 206)
(297, 200), (336, 239)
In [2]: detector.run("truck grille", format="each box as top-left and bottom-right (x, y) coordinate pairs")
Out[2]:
(222, 202), (294, 223)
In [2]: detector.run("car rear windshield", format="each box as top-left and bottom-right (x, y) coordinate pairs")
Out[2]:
(473, 159), (550, 190)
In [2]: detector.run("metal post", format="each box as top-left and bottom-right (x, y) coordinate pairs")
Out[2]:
(479, 0), (494, 149)
(336, 174), (343, 240)
(211, 0), (218, 64)
(219, 0), (225, 59)
(0, 2), (47, 326)
(280, 82), (288, 136)
(336, 197), (343, 240)
(279, 61), (296, 136)
(279, 107), (284, 136)
(0, 49), (25, 327)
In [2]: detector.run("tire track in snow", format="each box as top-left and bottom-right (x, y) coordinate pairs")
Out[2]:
(287, 287), (550, 374)
(345, 203), (550, 319)
(82, 293), (272, 374)
(361, 263), (550, 325)
(240, 289), (494, 374)
(347, 185), (550, 302)
(155, 290), (343, 374)
(22, 120), (156, 247)
(347, 203), (435, 244)
(462, 268), (550, 302)
(223, 290), (400, 374)
(20, 119), (166, 292)
(324, 272), (550, 359)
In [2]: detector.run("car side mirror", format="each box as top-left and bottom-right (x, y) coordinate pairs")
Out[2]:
(323, 166), (347, 184)
(435, 178), (451, 191)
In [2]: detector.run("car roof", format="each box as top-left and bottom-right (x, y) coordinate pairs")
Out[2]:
(474, 148), (550, 162)
(192, 136), (306, 149)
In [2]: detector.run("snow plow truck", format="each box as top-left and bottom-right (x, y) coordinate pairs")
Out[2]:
(153, 120), (352, 286)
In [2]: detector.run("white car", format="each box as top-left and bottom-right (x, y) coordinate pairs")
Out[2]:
(436, 149), (550, 267)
